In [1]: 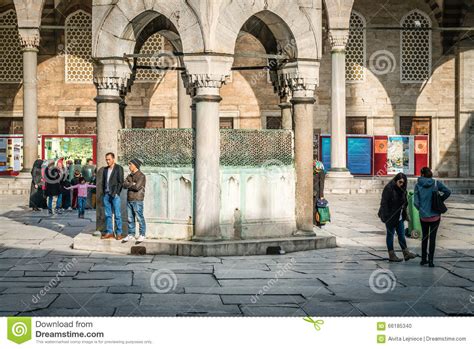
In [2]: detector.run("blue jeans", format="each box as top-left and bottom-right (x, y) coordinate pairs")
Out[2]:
(47, 194), (62, 211)
(77, 197), (86, 217)
(127, 201), (146, 236)
(103, 193), (122, 235)
(386, 219), (408, 251)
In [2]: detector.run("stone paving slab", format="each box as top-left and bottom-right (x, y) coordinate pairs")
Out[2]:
(352, 301), (446, 316)
(0, 193), (472, 316)
(50, 293), (140, 309)
(240, 305), (307, 316)
(0, 293), (57, 312)
(302, 301), (365, 316)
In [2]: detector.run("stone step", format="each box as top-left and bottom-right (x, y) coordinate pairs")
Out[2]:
(326, 177), (474, 195)
(73, 232), (337, 256)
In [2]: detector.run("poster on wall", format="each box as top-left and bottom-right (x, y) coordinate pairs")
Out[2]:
(347, 137), (373, 175)
(12, 138), (22, 171)
(320, 136), (331, 171)
(387, 136), (415, 175)
(0, 138), (7, 171)
(43, 137), (94, 165)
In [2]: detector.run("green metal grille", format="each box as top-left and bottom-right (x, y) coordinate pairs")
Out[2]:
(118, 128), (293, 167)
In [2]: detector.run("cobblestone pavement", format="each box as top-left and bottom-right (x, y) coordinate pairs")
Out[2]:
(0, 194), (472, 317)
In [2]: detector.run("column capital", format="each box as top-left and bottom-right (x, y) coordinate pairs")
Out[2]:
(93, 59), (132, 96)
(182, 54), (233, 91)
(18, 28), (40, 51)
(328, 29), (349, 52)
(277, 61), (319, 98)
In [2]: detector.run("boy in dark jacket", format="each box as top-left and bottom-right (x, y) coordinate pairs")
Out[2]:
(122, 158), (146, 244)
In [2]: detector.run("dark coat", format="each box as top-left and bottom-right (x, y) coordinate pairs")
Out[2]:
(101, 164), (124, 197)
(44, 167), (67, 197)
(378, 181), (408, 228)
(123, 170), (146, 201)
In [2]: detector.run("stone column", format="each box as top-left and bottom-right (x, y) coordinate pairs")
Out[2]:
(193, 84), (222, 240)
(93, 60), (131, 167)
(327, 30), (352, 178)
(183, 55), (233, 240)
(19, 29), (40, 173)
(457, 42), (474, 177)
(178, 72), (193, 128)
(279, 62), (319, 233)
(279, 94), (293, 130)
(93, 60), (131, 232)
(292, 90), (316, 232)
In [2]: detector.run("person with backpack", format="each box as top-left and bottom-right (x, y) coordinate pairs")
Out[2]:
(378, 173), (417, 262)
(414, 167), (451, 267)
(313, 160), (330, 226)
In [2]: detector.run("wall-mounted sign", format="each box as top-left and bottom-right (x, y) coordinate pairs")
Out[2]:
(387, 136), (415, 175)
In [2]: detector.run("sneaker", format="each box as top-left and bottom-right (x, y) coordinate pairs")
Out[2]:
(48, 209), (53, 215)
(116, 235), (124, 241)
(121, 235), (134, 243)
(136, 235), (145, 244)
(56, 209), (63, 215)
(101, 233), (114, 240)
(67, 207), (73, 211)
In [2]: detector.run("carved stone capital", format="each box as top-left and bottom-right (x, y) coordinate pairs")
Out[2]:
(277, 61), (319, 95)
(183, 54), (233, 91)
(186, 73), (229, 89)
(18, 28), (40, 50)
(93, 59), (132, 95)
(328, 29), (349, 51)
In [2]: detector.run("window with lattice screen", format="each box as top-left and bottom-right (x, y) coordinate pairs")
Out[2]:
(136, 32), (166, 82)
(0, 10), (22, 83)
(400, 10), (431, 83)
(65, 10), (93, 83)
(346, 11), (366, 82)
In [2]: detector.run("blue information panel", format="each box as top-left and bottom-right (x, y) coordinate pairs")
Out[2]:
(319, 136), (373, 175)
(347, 137), (373, 175)
(320, 136), (331, 171)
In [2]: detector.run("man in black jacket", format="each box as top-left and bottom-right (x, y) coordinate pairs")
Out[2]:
(101, 152), (124, 240)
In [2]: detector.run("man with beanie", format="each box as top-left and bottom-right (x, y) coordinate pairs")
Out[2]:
(122, 158), (147, 244)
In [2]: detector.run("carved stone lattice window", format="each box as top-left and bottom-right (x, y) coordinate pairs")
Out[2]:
(0, 10), (22, 82)
(65, 10), (93, 83)
(346, 11), (366, 82)
(400, 10), (431, 83)
(136, 32), (166, 82)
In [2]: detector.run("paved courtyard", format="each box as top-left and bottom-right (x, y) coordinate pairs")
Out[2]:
(0, 193), (472, 317)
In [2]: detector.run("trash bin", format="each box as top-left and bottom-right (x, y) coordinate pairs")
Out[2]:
(406, 190), (422, 239)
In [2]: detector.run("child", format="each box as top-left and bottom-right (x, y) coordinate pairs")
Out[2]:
(65, 177), (96, 218)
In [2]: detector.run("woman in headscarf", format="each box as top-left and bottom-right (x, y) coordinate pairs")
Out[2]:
(29, 159), (46, 211)
(378, 172), (417, 262)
